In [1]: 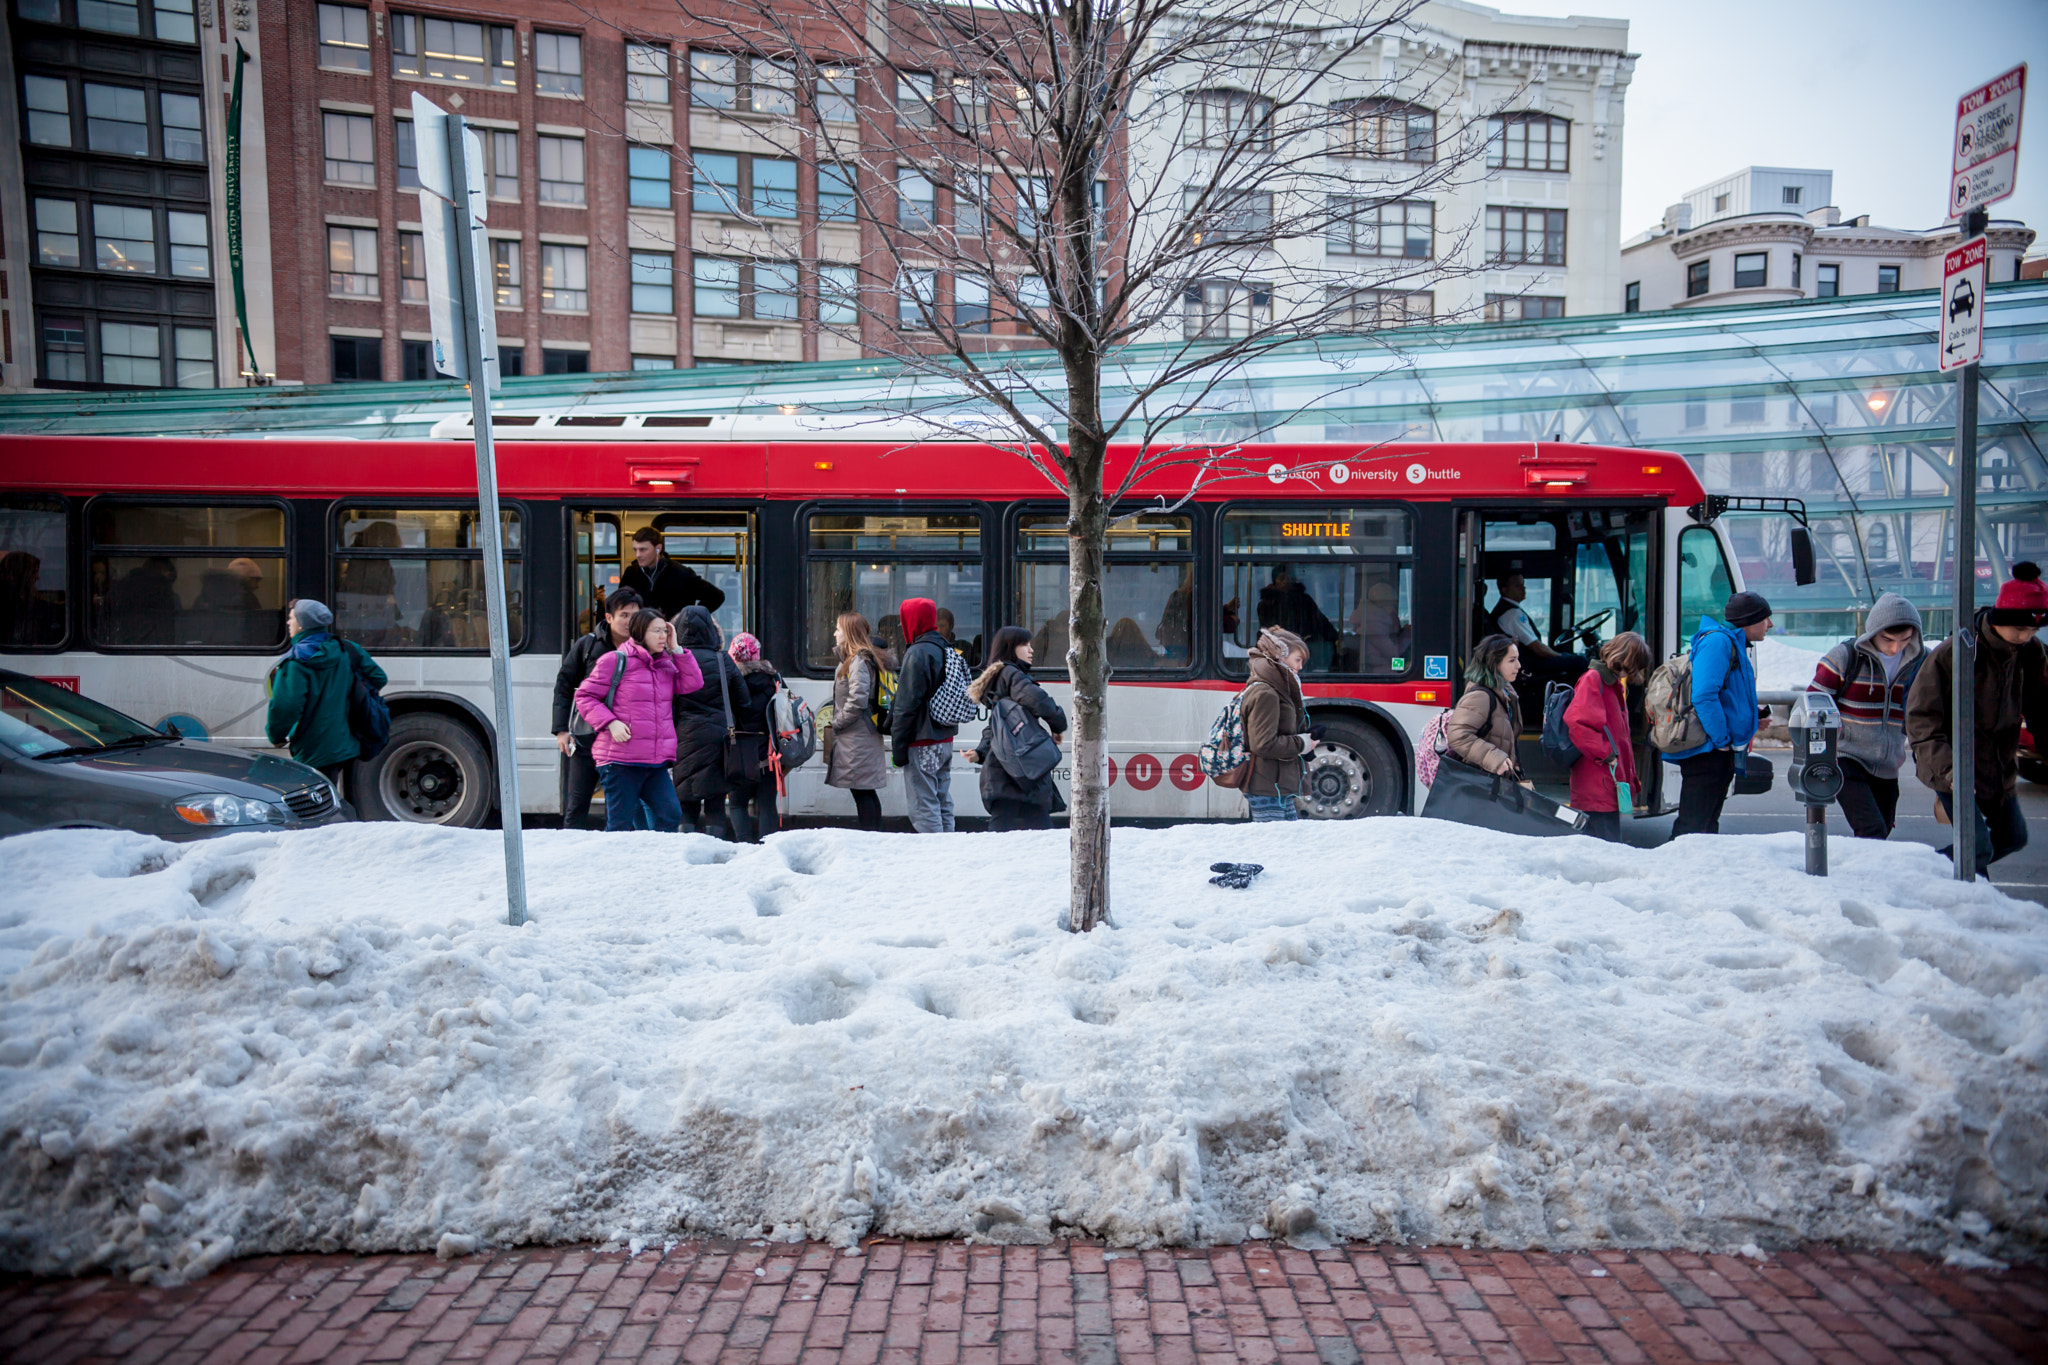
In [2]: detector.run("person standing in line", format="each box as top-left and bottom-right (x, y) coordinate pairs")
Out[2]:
(1811, 592), (1926, 840)
(1664, 591), (1771, 838)
(620, 527), (726, 621)
(969, 626), (1068, 831)
(551, 587), (644, 829)
(890, 596), (961, 833)
(1906, 562), (2048, 871)
(671, 604), (739, 838)
(265, 598), (386, 805)
(723, 632), (784, 843)
(1565, 632), (1648, 843)
(573, 609), (702, 833)
(826, 612), (893, 831)
(1446, 634), (1526, 782)
(1240, 626), (1323, 822)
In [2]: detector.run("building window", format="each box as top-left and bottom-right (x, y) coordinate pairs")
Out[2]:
(754, 156), (796, 216)
(318, 3), (371, 72)
(1486, 113), (1569, 171)
(1733, 252), (1767, 289)
(18, 0), (61, 20)
(753, 261), (798, 319)
(949, 76), (990, 132)
(42, 320), (88, 382)
(89, 503), (288, 649)
(154, 0), (195, 42)
(24, 75), (71, 147)
(328, 225), (378, 297)
(818, 68), (857, 122)
(630, 355), (672, 370)
(1791, 253), (1802, 289)
(1782, 185), (1802, 205)
(1484, 207), (1566, 265)
(751, 59), (795, 116)
(84, 83), (148, 156)
(1483, 294), (1564, 322)
(330, 334), (381, 381)
(1816, 263), (1839, 298)
(953, 172), (985, 237)
(323, 111), (375, 185)
(540, 244), (587, 310)
(167, 210), (209, 278)
(688, 51), (791, 114)
(690, 151), (796, 219)
(818, 265), (857, 324)
(1685, 259), (1710, 297)
(542, 349), (589, 375)
(954, 274), (990, 332)
(398, 231), (426, 302)
(631, 251), (673, 313)
(818, 164), (856, 222)
(534, 32), (582, 97)
(1328, 288), (1433, 329)
(34, 199), (80, 268)
(1188, 89), (1273, 151)
(498, 346), (523, 376)
(491, 239), (521, 308)
(485, 129), (518, 200)
(1333, 99), (1433, 162)
(401, 339), (432, 380)
(332, 506), (524, 648)
(1877, 265), (1900, 293)
(100, 320), (161, 387)
(1624, 281), (1640, 313)
(687, 50), (736, 108)
(94, 204), (155, 273)
(391, 14), (516, 89)
(390, 120), (422, 190)
(537, 136), (585, 205)
(1730, 394), (1765, 423)
(626, 44), (670, 103)
(173, 327), (214, 387)
(1326, 197), (1431, 258)
(1184, 188), (1273, 245)
(693, 256), (739, 317)
(898, 169), (936, 231)
(1713, 192), (1730, 213)
(1016, 176), (1050, 239)
(79, 0), (139, 34)
(897, 72), (935, 127)
(898, 268), (935, 327)
(629, 146), (671, 207)
(161, 92), (203, 161)
(1183, 280), (1271, 338)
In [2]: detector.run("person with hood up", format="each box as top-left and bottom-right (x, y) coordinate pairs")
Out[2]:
(1240, 626), (1324, 821)
(826, 612), (893, 831)
(968, 626), (1068, 830)
(574, 609), (703, 832)
(723, 632), (784, 842)
(266, 598), (387, 802)
(1811, 592), (1927, 840)
(1906, 562), (2048, 870)
(890, 596), (962, 832)
(1565, 632), (1648, 842)
(1664, 591), (1770, 837)
(671, 603), (741, 838)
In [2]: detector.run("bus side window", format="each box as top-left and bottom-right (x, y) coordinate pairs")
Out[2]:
(89, 502), (288, 650)
(1016, 511), (1194, 674)
(333, 506), (524, 651)
(1678, 525), (1734, 642)
(0, 495), (70, 649)
(804, 510), (985, 671)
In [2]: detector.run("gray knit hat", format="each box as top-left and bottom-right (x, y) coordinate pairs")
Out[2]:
(291, 598), (335, 631)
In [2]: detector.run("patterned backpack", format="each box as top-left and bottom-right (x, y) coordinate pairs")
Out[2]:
(1199, 689), (1253, 789)
(925, 646), (981, 727)
(1415, 708), (1453, 788)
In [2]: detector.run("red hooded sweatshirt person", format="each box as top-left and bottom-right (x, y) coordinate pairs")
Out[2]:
(889, 597), (957, 766)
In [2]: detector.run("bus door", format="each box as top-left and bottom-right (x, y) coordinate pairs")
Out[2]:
(570, 509), (755, 641)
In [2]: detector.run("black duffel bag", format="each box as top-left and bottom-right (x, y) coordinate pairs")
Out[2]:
(1421, 753), (1587, 838)
(1732, 753), (1774, 796)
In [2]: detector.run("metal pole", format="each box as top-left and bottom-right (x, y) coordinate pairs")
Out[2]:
(446, 111), (528, 926)
(1951, 204), (1987, 882)
(1805, 803), (1828, 877)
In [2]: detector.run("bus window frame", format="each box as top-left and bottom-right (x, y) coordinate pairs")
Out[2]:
(0, 492), (75, 654)
(326, 498), (531, 656)
(1214, 498), (1420, 680)
(82, 493), (294, 655)
(1007, 501), (1200, 679)
(567, 502), (761, 643)
(796, 500), (992, 679)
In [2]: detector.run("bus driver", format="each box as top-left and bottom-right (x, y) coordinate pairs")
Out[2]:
(1490, 571), (1587, 685)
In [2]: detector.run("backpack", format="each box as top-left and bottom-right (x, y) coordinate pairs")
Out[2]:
(988, 693), (1061, 783)
(1646, 652), (1706, 753)
(1199, 689), (1253, 788)
(925, 646), (980, 727)
(867, 661), (898, 731)
(345, 645), (391, 761)
(769, 682), (818, 771)
(1539, 679), (1581, 769)
(1416, 710), (1451, 787)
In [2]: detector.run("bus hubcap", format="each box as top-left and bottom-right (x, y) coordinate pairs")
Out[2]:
(1301, 742), (1367, 820)
(383, 741), (464, 822)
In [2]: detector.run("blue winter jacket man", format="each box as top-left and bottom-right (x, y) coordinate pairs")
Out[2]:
(1666, 591), (1770, 837)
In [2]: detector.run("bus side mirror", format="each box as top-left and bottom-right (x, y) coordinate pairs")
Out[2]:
(1790, 525), (1817, 586)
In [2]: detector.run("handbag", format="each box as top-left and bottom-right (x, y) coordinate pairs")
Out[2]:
(1732, 752), (1774, 796)
(1421, 751), (1586, 838)
(717, 655), (767, 784)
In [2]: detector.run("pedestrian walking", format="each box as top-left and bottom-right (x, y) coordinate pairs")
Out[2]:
(890, 597), (963, 832)
(1906, 563), (2048, 870)
(1664, 592), (1770, 837)
(672, 604), (740, 838)
(265, 598), (386, 803)
(1811, 592), (1926, 840)
(969, 626), (1068, 831)
(1240, 626), (1324, 822)
(551, 588), (644, 829)
(826, 612), (893, 831)
(1565, 632), (1648, 842)
(620, 527), (725, 620)
(573, 609), (703, 833)
(1447, 633), (1527, 782)
(723, 632), (784, 843)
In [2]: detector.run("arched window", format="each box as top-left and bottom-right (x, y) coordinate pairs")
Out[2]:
(1333, 99), (1434, 162)
(1486, 112), (1570, 172)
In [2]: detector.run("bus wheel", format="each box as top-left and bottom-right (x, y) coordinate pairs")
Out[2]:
(357, 713), (493, 827)
(1300, 718), (1402, 820)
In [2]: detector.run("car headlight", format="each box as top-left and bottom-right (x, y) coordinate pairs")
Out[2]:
(172, 793), (285, 826)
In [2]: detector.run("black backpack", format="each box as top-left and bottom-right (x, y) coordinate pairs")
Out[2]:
(1539, 679), (1580, 769)
(345, 644), (391, 760)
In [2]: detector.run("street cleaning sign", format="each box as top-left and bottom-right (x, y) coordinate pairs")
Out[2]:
(1951, 64), (2025, 216)
(1939, 237), (1987, 373)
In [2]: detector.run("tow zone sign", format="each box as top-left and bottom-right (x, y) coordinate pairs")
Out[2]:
(1952, 64), (2025, 215)
(1940, 236), (1987, 373)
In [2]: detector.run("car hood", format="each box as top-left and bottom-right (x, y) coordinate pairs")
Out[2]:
(43, 740), (327, 799)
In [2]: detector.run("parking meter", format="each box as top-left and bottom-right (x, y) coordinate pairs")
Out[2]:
(1787, 690), (1843, 875)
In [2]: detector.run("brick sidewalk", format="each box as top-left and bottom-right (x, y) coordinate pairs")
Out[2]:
(2, 1239), (2041, 1365)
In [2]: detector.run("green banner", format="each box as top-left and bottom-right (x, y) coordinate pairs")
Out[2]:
(226, 41), (258, 379)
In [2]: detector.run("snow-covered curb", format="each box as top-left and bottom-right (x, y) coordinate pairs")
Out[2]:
(0, 820), (2042, 1282)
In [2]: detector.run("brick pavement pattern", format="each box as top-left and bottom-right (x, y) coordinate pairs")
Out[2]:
(1, 1239), (2042, 1365)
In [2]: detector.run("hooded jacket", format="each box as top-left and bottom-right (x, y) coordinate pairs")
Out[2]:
(1239, 649), (1312, 797)
(970, 660), (1068, 811)
(265, 631), (387, 769)
(1662, 618), (1759, 769)
(672, 604), (744, 798)
(1812, 592), (1925, 778)
(889, 597), (958, 765)
(574, 638), (702, 767)
(1564, 661), (1638, 812)
(1905, 606), (2048, 802)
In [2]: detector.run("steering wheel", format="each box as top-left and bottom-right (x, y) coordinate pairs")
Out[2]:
(1550, 608), (1613, 651)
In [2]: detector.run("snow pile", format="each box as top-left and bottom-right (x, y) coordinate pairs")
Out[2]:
(1, 821), (2044, 1281)
(1755, 635), (1827, 694)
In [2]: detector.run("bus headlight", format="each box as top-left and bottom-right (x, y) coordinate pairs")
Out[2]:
(172, 793), (285, 826)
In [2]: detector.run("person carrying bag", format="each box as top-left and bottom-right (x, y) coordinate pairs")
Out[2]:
(968, 626), (1067, 831)
(1422, 633), (1584, 838)
(1564, 632), (1649, 842)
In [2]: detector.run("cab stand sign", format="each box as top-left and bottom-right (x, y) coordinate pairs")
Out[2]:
(1941, 236), (1987, 373)
(1952, 64), (2024, 215)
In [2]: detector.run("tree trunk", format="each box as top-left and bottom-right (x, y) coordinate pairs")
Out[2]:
(1065, 454), (1110, 932)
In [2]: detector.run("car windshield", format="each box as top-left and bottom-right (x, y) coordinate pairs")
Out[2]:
(1, 673), (163, 757)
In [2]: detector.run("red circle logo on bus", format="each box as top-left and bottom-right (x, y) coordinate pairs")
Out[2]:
(1125, 753), (1161, 790)
(1106, 756), (1119, 786)
(1169, 754), (1205, 791)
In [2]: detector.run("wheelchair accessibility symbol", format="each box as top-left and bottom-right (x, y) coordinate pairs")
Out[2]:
(1423, 655), (1449, 680)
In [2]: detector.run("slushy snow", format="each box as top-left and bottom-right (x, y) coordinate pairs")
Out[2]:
(1, 820), (2043, 1283)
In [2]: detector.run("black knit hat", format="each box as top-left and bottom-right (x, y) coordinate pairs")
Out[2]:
(1724, 591), (1773, 627)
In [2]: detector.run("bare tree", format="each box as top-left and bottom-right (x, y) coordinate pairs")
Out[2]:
(662, 0), (1497, 929)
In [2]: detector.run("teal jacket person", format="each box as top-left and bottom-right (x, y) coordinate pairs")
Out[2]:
(266, 599), (386, 770)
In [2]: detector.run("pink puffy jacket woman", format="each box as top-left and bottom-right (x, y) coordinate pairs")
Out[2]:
(1564, 632), (1648, 843)
(573, 610), (704, 831)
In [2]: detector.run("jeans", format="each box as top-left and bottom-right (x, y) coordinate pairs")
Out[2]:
(727, 777), (781, 843)
(1937, 790), (2029, 869)
(1582, 809), (1623, 842)
(678, 797), (733, 841)
(1672, 749), (1738, 837)
(905, 747), (955, 833)
(850, 788), (883, 831)
(599, 762), (682, 833)
(1246, 794), (1299, 822)
(987, 799), (1049, 832)
(1835, 758), (1900, 840)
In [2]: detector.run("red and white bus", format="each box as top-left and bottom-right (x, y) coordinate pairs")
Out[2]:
(0, 424), (1747, 824)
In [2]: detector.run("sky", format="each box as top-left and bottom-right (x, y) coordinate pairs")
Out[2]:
(1493, 0), (2047, 240)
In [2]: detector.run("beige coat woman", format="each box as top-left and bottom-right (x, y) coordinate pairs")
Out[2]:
(826, 651), (891, 791)
(1446, 682), (1523, 777)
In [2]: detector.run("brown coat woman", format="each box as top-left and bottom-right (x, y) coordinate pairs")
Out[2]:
(1445, 633), (1525, 778)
